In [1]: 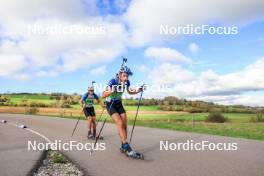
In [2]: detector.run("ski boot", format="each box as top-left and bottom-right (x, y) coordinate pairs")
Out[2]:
(120, 143), (144, 160)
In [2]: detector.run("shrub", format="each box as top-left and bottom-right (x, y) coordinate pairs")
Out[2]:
(19, 101), (49, 107)
(25, 107), (39, 114)
(175, 107), (184, 111)
(52, 100), (71, 108)
(206, 112), (227, 123)
(49, 151), (67, 163)
(184, 107), (206, 113)
(250, 112), (264, 122)
(0, 96), (10, 103)
(19, 100), (30, 107)
(29, 101), (49, 107)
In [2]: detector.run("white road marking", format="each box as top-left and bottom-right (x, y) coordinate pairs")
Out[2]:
(25, 128), (52, 143)
(5, 121), (52, 143)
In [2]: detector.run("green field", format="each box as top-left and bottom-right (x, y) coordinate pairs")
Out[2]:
(71, 104), (159, 111)
(7, 95), (159, 111)
(9, 94), (51, 99)
(128, 113), (264, 140)
(134, 121), (264, 140)
(8, 94), (54, 104)
(133, 113), (256, 122)
(34, 112), (263, 141)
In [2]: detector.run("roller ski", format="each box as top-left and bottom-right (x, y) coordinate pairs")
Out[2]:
(87, 133), (103, 140)
(120, 143), (144, 160)
(95, 135), (104, 140)
(87, 133), (95, 140)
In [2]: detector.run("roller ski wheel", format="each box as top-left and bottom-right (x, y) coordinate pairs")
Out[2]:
(87, 134), (95, 140)
(96, 135), (104, 140)
(120, 148), (144, 160)
(88, 135), (103, 140)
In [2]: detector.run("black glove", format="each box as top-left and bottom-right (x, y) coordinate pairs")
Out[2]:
(139, 84), (146, 92)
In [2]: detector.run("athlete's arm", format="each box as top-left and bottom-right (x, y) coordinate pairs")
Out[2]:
(102, 78), (116, 98)
(79, 99), (84, 108)
(102, 86), (112, 98)
(96, 99), (105, 108)
(80, 93), (87, 108)
(94, 94), (105, 108)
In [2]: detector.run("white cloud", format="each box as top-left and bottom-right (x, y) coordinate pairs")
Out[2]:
(189, 94), (264, 107)
(135, 65), (150, 73)
(12, 73), (31, 81)
(1, 0), (264, 81)
(0, 0), (264, 107)
(0, 0), (90, 22)
(228, 94), (264, 107)
(188, 43), (199, 54)
(90, 65), (107, 76)
(0, 54), (27, 76)
(125, 0), (264, 46)
(148, 63), (194, 85)
(148, 58), (264, 106)
(35, 70), (59, 77)
(145, 47), (192, 63)
(0, 1), (128, 79)
(0, 54), (32, 81)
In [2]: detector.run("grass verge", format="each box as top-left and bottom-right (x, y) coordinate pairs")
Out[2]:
(1, 110), (263, 141)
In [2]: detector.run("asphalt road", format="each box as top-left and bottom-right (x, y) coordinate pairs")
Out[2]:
(0, 113), (264, 176)
(0, 118), (46, 176)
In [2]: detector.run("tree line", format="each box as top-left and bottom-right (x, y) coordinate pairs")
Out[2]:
(0, 94), (263, 113)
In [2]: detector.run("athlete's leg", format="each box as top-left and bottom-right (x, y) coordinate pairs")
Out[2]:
(87, 117), (92, 129)
(120, 113), (128, 135)
(112, 113), (127, 144)
(91, 116), (96, 136)
(87, 117), (92, 136)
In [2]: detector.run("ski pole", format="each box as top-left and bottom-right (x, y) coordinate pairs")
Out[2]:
(95, 107), (105, 128)
(71, 108), (84, 137)
(121, 56), (127, 69)
(129, 87), (144, 144)
(90, 100), (115, 156)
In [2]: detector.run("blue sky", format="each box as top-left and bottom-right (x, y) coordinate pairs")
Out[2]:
(0, 0), (264, 106)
